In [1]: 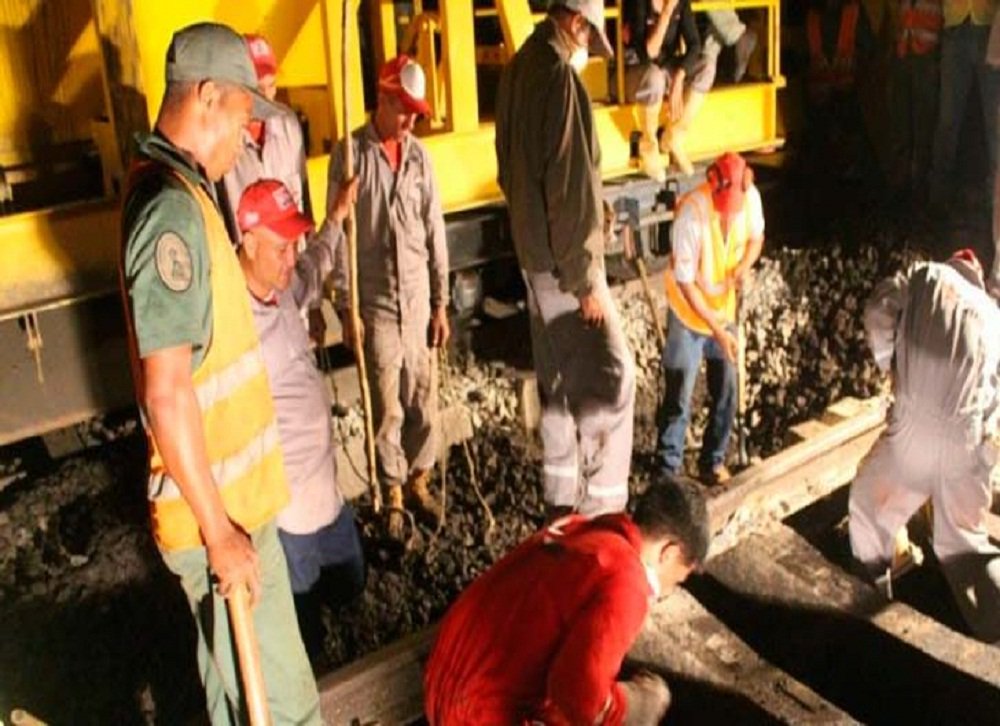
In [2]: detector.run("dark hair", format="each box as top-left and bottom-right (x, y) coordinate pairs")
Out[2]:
(632, 473), (710, 565)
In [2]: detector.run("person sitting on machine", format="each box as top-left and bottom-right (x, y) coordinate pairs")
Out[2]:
(623, 0), (711, 180)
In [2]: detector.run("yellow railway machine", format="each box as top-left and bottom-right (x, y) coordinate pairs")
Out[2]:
(0, 0), (783, 447)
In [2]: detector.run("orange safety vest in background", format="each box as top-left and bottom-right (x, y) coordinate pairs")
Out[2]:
(664, 184), (753, 337)
(942, 0), (996, 27)
(121, 164), (290, 552)
(897, 0), (944, 56)
(808, 2), (861, 92)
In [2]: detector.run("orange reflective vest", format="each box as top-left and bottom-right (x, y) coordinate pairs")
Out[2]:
(942, 0), (996, 27)
(897, 0), (944, 57)
(121, 164), (290, 551)
(665, 183), (753, 336)
(808, 2), (860, 92)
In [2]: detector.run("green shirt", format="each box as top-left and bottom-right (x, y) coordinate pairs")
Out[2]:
(121, 132), (215, 370)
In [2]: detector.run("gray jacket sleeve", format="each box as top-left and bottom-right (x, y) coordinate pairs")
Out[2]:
(324, 140), (350, 313)
(422, 152), (449, 307)
(864, 270), (909, 373)
(291, 226), (340, 309)
(543, 66), (603, 297)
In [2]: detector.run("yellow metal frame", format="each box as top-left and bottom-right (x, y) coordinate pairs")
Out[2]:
(0, 0), (784, 318)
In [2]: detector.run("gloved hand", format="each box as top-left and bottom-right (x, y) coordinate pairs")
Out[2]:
(621, 671), (671, 726)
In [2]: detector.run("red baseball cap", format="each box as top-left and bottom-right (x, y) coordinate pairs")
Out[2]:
(949, 247), (983, 279)
(711, 152), (747, 217)
(244, 34), (278, 80)
(378, 55), (431, 116)
(238, 179), (314, 241)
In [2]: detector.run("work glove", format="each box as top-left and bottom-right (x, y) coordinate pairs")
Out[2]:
(621, 671), (671, 726)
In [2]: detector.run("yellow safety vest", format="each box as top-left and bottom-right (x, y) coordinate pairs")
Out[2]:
(122, 165), (290, 551)
(942, 0), (996, 26)
(664, 183), (752, 337)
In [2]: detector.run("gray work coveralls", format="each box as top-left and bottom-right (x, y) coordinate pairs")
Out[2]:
(221, 105), (311, 245)
(849, 260), (1000, 642)
(496, 19), (636, 515)
(325, 122), (449, 488)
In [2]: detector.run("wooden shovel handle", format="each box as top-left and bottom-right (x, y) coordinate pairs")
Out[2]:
(228, 585), (271, 726)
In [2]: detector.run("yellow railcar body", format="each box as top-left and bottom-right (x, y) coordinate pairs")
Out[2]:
(0, 0), (784, 444)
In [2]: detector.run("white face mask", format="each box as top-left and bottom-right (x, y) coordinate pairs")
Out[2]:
(570, 47), (589, 72)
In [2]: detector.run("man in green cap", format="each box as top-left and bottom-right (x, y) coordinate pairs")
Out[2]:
(118, 22), (320, 724)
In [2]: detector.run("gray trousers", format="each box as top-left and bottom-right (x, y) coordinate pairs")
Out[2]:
(364, 317), (437, 487)
(524, 270), (636, 515)
(848, 399), (1000, 643)
(625, 49), (719, 107)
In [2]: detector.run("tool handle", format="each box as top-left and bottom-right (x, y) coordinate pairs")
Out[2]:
(228, 585), (272, 726)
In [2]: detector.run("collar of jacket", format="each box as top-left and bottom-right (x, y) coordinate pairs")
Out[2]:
(542, 16), (575, 64)
(361, 119), (418, 167)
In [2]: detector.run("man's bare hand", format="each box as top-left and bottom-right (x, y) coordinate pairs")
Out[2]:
(206, 522), (261, 607)
(340, 312), (365, 352)
(578, 292), (605, 327)
(714, 328), (738, 363)
(330, 176), (360, 225)
(429, 305), (451, 348)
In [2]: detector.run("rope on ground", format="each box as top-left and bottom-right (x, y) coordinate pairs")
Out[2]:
(462, 437), (495, 542)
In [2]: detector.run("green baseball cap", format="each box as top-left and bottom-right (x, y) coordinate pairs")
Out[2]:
(165, 22), (280, 118)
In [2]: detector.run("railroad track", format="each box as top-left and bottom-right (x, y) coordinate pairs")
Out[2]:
(314, 396), (1000, 725)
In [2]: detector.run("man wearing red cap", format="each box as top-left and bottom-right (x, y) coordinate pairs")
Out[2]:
(220, 34), (312, 250)
(425, 474), (709, 725)
(658, 151), (764, 486)
(496, 1), (637, 519)
(849, 250), (1000, 644)
(323, 55), (450, 541)
(236, 178), (365, 666)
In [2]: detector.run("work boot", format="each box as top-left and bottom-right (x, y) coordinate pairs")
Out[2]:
(405, 469), (443, 525)
(386, 484), (406, 542)
(699, 464), (731, 487)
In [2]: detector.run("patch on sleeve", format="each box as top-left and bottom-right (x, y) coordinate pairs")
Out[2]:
(154, 232), (193, 292)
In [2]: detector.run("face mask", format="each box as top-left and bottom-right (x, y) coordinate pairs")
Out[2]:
(570, 47), (589, 73)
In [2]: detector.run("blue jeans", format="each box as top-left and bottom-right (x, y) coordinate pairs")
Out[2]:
(930, 20), (1000, 205)
(656, 311), (736, 474)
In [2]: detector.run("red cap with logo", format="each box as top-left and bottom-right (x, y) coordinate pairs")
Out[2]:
(378, 55), (431, 116)
(244, 34), (278, 80)
(710, 152), (748, 217)
(238, 179), (314, 240)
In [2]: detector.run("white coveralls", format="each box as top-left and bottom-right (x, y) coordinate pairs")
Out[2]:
(849, 260), (1000, 642)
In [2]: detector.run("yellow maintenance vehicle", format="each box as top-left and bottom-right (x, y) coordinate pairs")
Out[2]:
(0, 0), (784, 448)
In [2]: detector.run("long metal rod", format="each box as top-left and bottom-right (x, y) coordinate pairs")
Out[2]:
(343, 0), (383, 514)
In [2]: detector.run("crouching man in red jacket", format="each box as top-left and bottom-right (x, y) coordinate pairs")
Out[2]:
(424, 474), (709, 725)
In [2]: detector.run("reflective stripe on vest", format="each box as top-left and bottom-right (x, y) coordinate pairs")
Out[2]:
(942, 0), (996, 27)
(808, 2), (860, 92)
(121, 163), (290, 551)
(664, 184), (752, 337)
(897, 0), (944, 56)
